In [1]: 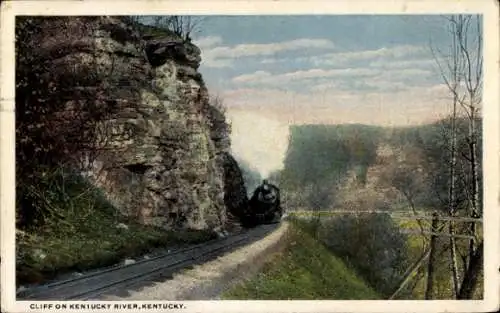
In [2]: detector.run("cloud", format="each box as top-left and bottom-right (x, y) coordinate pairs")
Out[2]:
(362, 80), (412, 92)
(309, 81), (342, 92)
(209, 38), (335, 58)
(261, 58), (279, 64)
(369, 58), (438, 70)
(195, 36), (232, 68)
(231, 67), (434, 92)
(200, 38), (335, 68)
(201, 58), (234, 68)
(309, 44), (428, 66)
(232, 70), (273, 83)
(310, 78), (412, 94)
(223, 84), (453, 126)
(248, 45), (433, 69)
(194, 36), (224, 49)
(232, 68), (380, 85)
(374, 68), (433, 82)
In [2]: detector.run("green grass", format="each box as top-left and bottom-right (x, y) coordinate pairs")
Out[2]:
(16, 169), (216, 286)
(222, 220), (380, 300)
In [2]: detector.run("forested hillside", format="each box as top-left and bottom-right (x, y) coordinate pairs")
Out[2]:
(277, 118), (482, 215)
(274, 117), (483, 299)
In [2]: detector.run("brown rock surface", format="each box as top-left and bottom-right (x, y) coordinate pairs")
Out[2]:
(26, 16), (238, 231)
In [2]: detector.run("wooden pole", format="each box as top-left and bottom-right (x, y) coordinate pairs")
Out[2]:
(389, 247), (431, 299)
(458, 240), (484, 299)
(425, 212), (439, 299)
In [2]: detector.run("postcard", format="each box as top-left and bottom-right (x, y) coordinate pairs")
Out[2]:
(1, 1), (499, 312)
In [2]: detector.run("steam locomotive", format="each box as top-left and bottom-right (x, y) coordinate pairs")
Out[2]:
(220, 153), (283, 228)
(241, 180), (283, 228)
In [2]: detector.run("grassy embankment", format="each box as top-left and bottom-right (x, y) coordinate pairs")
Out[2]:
(221, 212), (482, 300)
(222, 219), (380, 300)
(16, 171), (216, 286)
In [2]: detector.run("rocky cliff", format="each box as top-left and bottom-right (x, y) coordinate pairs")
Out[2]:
(23, 16), (241, 231)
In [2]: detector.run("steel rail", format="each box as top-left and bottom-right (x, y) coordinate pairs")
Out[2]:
(17, 224), (278, 300)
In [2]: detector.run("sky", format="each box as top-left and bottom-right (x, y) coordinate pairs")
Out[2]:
(187, 15), (478, 177)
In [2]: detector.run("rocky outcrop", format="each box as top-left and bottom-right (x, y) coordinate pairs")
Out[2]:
(27, 16), (235, 231)
(220, 153), (249, 228)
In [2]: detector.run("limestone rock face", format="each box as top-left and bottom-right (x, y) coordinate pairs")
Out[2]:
(30, 16), (235, 230)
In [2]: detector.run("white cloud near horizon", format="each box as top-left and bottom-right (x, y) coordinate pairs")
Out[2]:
(223, 84), (453, 126)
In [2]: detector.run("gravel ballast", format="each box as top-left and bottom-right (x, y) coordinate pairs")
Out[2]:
(101, 222), (290, 300)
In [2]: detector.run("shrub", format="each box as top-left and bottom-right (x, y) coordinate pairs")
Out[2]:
(319, 213), (410, 296)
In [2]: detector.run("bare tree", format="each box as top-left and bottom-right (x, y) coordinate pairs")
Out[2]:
(378, 145), (430, 243)
(152, 16), (203, 41)
(430, 14), (483, 299)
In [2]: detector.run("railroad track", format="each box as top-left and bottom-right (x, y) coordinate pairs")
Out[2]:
(17, 223), (279, 300)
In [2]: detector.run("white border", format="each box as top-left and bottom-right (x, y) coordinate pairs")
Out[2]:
(1, 1), (499, 313)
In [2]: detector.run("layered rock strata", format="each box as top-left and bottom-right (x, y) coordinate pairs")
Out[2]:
(29, 16), (240, 230)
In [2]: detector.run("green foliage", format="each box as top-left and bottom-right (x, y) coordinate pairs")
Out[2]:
(14, 16), (218, 287)
(15, 16), (216, 287)
(277, 117), (483, 299)
(16, 17), (129, 227)
(280, 124), (383, 208)
(386, 117), (483, 214)
(284, 124), (381, 183)
(397, 220), (483, 300)
(16, 166), (113, 229)
(16, 168), (216, 286)
(222, 220), (380, 300)
(317, 213), (410, 297)
(281, 118), (482, 214)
